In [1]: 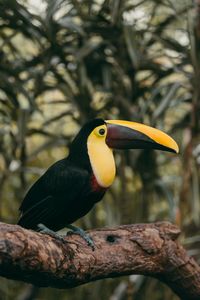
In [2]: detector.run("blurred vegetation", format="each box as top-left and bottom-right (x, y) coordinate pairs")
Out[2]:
(0, 0), (200, 299)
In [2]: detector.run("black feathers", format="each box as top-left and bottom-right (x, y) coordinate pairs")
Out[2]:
(18, 119), (106, 231)
(18, 159), (91, 230)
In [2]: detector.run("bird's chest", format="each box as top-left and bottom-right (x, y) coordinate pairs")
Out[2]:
(83, 173), (106, 205)
(65, 175), (105, 223)
(90, 173), (107, 194)
(54, 173), (106, 225)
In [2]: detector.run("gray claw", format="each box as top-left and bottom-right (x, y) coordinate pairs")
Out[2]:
(37, 223), (65, 242)
(66, 225), (95, 250)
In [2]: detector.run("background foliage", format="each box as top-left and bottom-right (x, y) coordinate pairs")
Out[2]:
(0, 0), (200, 299)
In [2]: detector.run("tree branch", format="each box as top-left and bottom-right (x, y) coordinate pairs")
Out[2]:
(0, 222), (200, 300)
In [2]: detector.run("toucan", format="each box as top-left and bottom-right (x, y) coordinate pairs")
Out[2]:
(18, 119), (179, 247)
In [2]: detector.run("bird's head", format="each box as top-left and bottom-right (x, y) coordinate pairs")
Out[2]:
(69, 118), (179, 188)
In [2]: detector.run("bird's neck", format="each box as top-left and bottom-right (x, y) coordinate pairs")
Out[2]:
(68, 143), (92, 171)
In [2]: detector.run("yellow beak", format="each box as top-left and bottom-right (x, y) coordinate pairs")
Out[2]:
(105, 120), (179, 154)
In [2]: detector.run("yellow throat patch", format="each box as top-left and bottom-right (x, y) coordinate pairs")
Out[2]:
(87, 124), (116, 188)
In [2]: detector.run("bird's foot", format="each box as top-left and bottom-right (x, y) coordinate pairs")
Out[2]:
(66, 224), (95, 250)
(37, 223), (65, 242)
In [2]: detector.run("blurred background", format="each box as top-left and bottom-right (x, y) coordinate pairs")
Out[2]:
(0, 0), (200, 299)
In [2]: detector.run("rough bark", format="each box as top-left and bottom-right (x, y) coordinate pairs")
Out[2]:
(0, 222), (200, 300)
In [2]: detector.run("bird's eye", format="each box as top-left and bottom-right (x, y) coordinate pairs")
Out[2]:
(99, 128), (105, 136)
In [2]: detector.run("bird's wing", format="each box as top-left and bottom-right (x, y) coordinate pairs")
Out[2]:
(18, 195), (55, 229)
(18, 159), (90, 229)
(19, 174), (47, 213)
